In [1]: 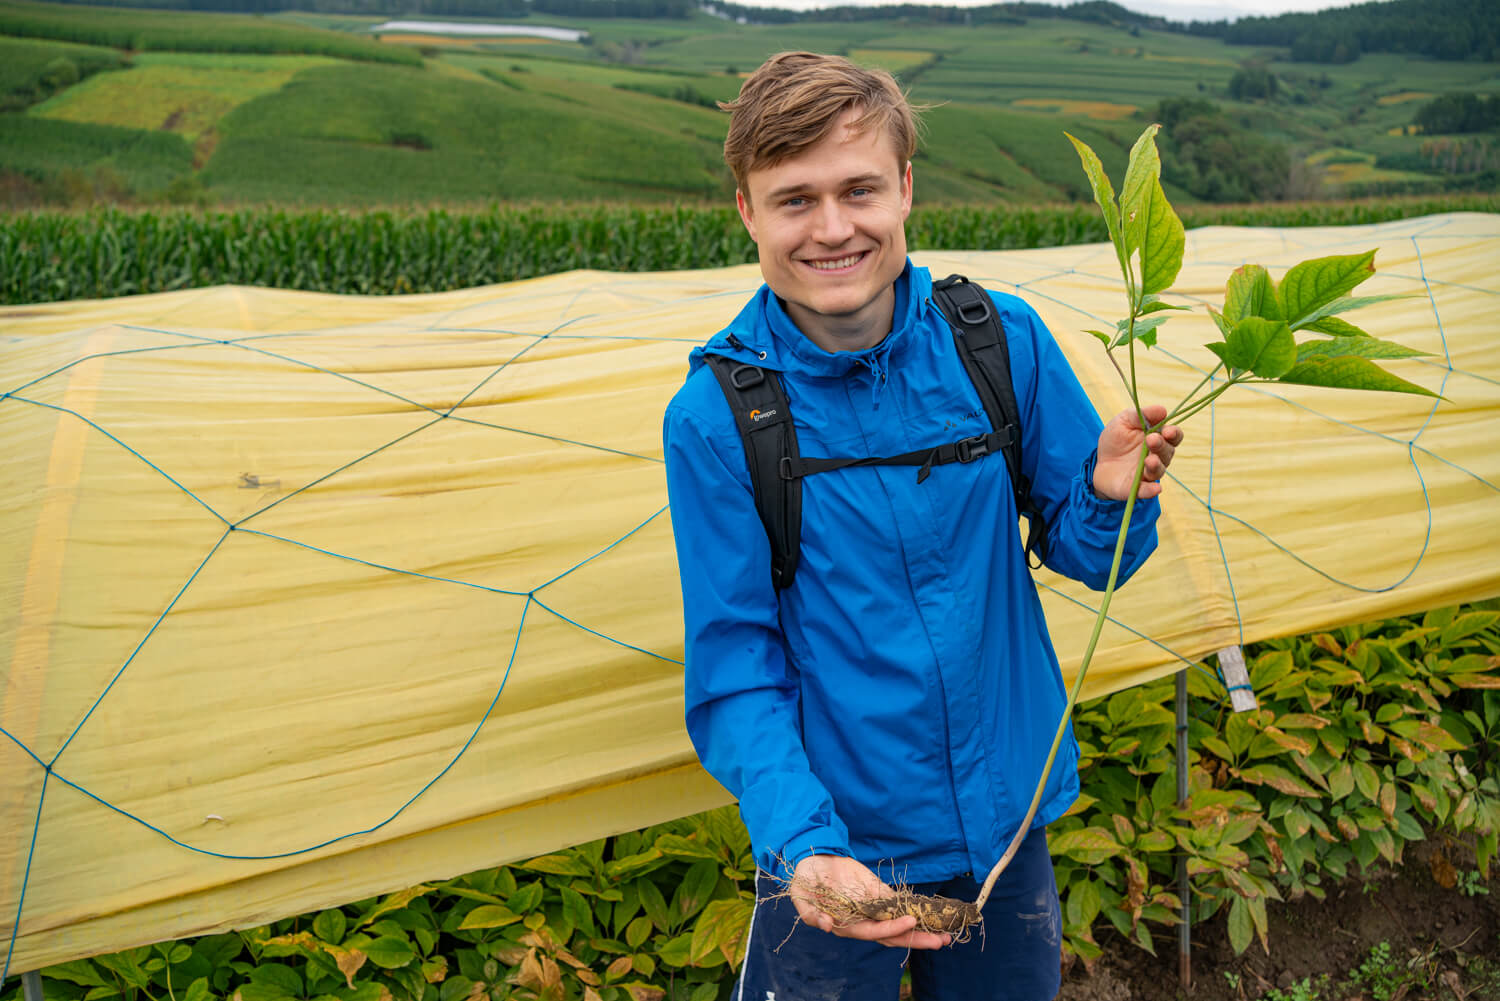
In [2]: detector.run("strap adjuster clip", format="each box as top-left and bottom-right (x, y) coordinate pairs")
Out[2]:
(729, 364), (765, 390)
(956, 435), (991, 463)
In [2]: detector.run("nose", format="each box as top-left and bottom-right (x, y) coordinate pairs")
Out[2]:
(811, 199), (855, 245)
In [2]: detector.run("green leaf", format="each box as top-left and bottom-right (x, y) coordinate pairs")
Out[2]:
(560, 885), (594, 937)
(312, 911), (346, 947)
(238, 984), (295, 1001)
(1112, 314), (1168, 349)
(1207, 305), (1233, 338)
(363, 936), (416, 970)
(1134, 176), (1184, 297)
(1225, 317), (1296, 378)
(1139, 295), (1190, 315)
(1276, 356), (1439, 397)
(1227, 896), (1252, 955)
(655, 932), (692, 967)
(1084, 329), (1111, 347)
(1306, 315), (1371, 338)
(625, 915), (652, 950)
(1224, 265), (1282, 326)
(654, 833), (719, 861)
(638, 877), (671, 931)
(1293, 292), (1413, 329)
(671, 859), (721, 924)
(507, 881), (544, 914)
(1065, 132), (1124, 265)
(457, 905), (520, 930)
(183, 978), (212, 1001)
(1278, 251), (1376, 327)
(519, 853), (593, 877)
(248, 964), (303, 998)
(43, 961), (110, 988)
(1119, 123), (1162, 257)
(1049, 826), (1125, 864)
(1295, 337), (1428, 363)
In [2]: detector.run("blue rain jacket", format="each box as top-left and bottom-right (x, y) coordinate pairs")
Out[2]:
(663, 262), (1160, 882)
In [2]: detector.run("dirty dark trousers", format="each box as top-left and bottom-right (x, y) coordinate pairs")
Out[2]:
(733, 826), (1061, 1001)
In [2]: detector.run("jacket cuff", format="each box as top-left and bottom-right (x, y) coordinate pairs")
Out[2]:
(767, 831), (853, 883)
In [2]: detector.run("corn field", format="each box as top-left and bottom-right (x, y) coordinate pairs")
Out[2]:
(1, 195), (1494, 306)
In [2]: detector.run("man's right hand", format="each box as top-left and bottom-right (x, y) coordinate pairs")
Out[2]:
(786, 854), (952, 950)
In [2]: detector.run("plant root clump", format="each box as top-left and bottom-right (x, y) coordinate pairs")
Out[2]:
(802, 884), (983, 942)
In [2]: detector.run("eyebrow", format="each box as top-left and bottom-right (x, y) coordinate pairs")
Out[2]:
(764, 172), (887, 201)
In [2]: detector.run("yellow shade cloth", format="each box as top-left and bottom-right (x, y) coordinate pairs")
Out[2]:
(2, 213), (1497, 972)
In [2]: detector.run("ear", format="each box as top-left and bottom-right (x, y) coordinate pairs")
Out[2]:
(735, 188), (757, 241)
(900, 161), (913, 220)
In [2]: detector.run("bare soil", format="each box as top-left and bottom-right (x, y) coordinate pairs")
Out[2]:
(1056, 837), (1499, 1001)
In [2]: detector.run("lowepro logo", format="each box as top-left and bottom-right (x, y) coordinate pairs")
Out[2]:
(749, 408), (778, 422)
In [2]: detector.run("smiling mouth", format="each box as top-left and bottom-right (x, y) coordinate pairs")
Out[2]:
(805, 252), (867, 271)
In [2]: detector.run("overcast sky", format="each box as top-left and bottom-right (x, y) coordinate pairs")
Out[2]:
(726, 0), (1354, 19)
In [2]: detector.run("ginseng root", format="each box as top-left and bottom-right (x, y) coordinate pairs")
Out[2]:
(795, 882), (982, 941)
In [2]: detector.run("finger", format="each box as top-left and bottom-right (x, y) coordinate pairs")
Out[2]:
(1139, 403), (1169, 428)
(831, 915), (918, 942)
(877, 928), (952, 950)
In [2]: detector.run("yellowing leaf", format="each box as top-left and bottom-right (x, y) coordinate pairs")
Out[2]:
(458, 905), (521, 930)
(1049, 826), (1125, 864)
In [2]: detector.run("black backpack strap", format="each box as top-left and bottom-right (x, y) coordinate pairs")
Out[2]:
(931, 275), (1051, 567)
(705, 355), (803, 590)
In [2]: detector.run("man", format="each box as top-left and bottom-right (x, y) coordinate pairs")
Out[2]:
(662, 52), (1181, 1000)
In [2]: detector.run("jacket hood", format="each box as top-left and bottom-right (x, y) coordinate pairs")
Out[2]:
(689, 260), (934, 380)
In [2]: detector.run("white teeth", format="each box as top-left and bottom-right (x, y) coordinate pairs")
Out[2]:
(809, 254), (862, 271)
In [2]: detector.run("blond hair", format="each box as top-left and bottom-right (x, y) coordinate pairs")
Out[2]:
(721, 51), (919, 193)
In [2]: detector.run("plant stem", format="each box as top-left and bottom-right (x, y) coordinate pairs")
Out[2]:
(1167, 381), (1238, 426)
(971, 441), (1150, 913)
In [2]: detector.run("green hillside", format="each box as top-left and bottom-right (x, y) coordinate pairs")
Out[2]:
(1, 0), (1496, 209)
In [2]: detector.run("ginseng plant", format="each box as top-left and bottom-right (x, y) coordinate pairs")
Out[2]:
(827, 124), (1442, 936)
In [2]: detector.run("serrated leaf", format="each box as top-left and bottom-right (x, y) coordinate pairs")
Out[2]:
(1306, 315), (1370, 337)
(1295, 337), (1428, 363)
(1207, 305), (1232, 338)
(1225, 317), (1296, 378)
(1139, 296), (1190, 315)
(1224, 265), (1281, 326)
(42, 961), (109, 988)
(1135, 177), (1184, 297)
(1112, 314), (1168, 348)
(1294, 292), (1413, 329)
(1119, 123), (1161, 255)
(1277, 356), (1439, 397)
(1065, 132), (1124, 264)
(1278, 250), (1376, 326)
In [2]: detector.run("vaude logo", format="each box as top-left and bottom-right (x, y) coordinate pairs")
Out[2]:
(944, 407), (983, 430)
(749, 408), (778, 422)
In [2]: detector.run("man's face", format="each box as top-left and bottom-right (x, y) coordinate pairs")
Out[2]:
(736, 110), (913, 351)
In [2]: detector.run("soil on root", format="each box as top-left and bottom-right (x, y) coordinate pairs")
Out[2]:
(1055, 838), (1499, 1001)
(806, 885), (983, 939)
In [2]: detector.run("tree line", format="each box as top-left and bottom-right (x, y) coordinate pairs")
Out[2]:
(1176, 0), (1497, 63)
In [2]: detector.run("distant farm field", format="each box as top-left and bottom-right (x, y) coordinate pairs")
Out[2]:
(33, 53), (337, 161)
(2, 0), (1497, 209)
(0, 0), (419, 63)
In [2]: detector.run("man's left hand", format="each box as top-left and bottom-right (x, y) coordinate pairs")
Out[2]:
(1093, 404), (1183, 501)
